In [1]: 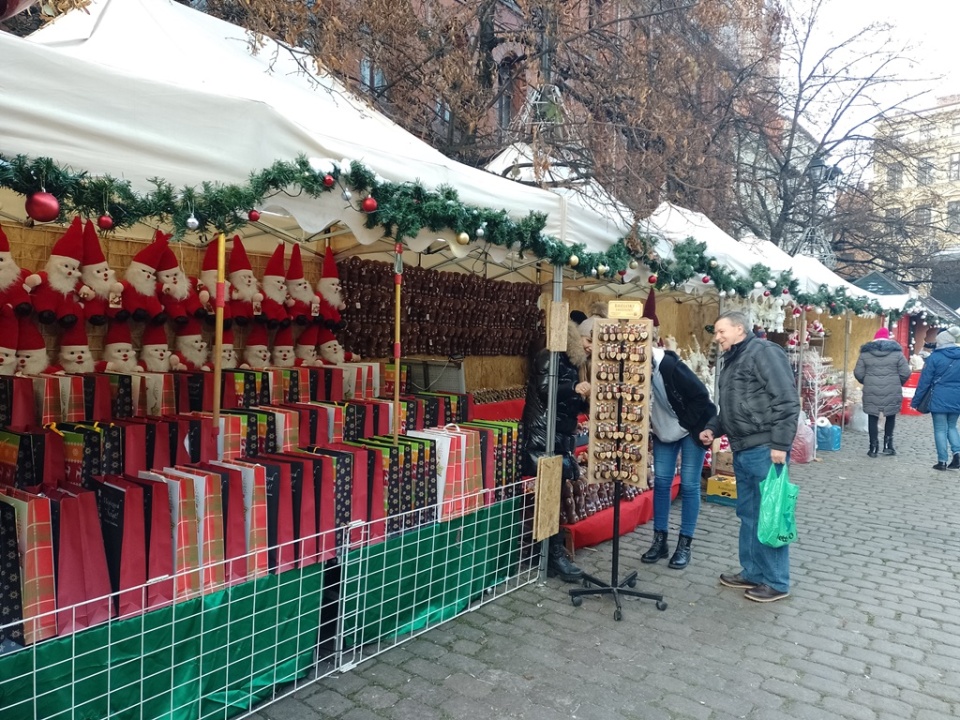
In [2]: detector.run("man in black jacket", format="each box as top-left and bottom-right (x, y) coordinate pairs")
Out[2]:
(699, 311), (800, 603)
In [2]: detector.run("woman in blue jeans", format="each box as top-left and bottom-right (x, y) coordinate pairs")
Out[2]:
(641, 347), (717, 569)
(912, 328), (960, 470)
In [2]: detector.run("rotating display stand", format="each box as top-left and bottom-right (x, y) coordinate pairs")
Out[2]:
(569, 315), (666, 619)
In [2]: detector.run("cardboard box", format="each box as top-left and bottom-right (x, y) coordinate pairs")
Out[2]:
(705, 474), (737, 506)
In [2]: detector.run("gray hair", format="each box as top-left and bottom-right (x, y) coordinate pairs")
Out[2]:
(717, 310), (751, 332)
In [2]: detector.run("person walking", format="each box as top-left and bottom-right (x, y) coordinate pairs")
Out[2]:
(854, 327), (911, 458)
(911, 328), (960, 470)
(699, 311), (800, 603)
(521, 320), (591, 582)
(640, 347), (717, 569)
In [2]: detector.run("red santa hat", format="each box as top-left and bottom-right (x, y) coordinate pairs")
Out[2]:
(317, 327), (336, 346)
(50, 216), (84, 262)
(286, 244), (305, 281)
(104, 322), (133, 347)
(273, 326), (294, 348)
(222, 328), (235, 346)
(141, 324), (169, 347)
(0, 306), (19, 350)
(0, 224), (8, 253)
(60, 323), (89, 348)
(245, 324), (269, 347)
(17, 317), (46, 352)
(201, 241), (219, 273)
(321, 247), (339, 280)
(642, 288), (660, 328)
(264, 244), (286, 278)
(157, 247), (179, 274)
(297, 325), (319, 348)
(176, 318), (203, 338)
(81, 218), (107, 265)
(229, 236), (252, 275)
(131, 234), (168, 270)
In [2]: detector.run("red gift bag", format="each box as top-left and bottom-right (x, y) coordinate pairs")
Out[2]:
(92, 476), (147, 618)
(0, 375), (36, 430)
(198, 462), (246, 585)
(122, 474), (174, 610)
(261, 454), (318, 568)
(168, 467), (226, 593)
(212, 460), (268, 578)
(82, 374), (113, 423)
(256, 459), (296, 574)
(142, 470), (201, 600)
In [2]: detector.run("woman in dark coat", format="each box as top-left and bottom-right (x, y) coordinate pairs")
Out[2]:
(854, 327), (911, 457)
(521, 320), (590, 582)
(911, 329), (960, 470)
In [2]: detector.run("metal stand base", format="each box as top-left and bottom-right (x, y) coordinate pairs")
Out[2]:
(568, 480), (667, 620)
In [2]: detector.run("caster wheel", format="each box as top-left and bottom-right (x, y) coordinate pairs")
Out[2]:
(626, 577), (637, 588)
(614, 609), (622, 621)
(656, 601), (668, 611)
(571, 595), (583, 607)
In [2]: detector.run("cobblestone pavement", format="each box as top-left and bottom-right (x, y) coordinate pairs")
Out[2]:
(262, 413), (960, 720)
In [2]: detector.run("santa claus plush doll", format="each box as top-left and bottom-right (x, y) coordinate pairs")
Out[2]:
(286, 244), (320, 326)
(259, 243), (291, 329)
(121, 231), (167, 324)
(15, 317), (50, 376)
(0, 224), (35, 318)
(156, 244), (205, 325)
(173, 319), (212, 371)
(138, 324), (180, 372)
(227, 236), (263, 327)
(197, 241), (232, 329)
(0, 305), (19, 376)
(78, 218), (125, 326)
(221, 327), (240, 370)
(25, 216), (85, 328)
(294, 325), (321, 367)
(270, 326), (296, 367)
(316, 247), (346, 330)
(242, 325), (271, 369)
(52, 323), (95, 375)
(95, 321), (141, 373)
(318, 327), (358, 365)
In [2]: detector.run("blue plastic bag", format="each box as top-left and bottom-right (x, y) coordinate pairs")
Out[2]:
(757, 465), (799, 547)
(815, 424), (841, 451)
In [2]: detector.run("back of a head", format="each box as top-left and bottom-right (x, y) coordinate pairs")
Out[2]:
(570, 310), (588, 325)
(936, 330), (958, 349)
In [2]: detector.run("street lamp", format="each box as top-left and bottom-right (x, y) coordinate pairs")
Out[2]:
(789, 156), (843, 265)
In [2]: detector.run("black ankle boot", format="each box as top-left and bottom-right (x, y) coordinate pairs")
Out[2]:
(547, 534), (582, 583)
(883, 436), (896, 456)
(641, 530), (669, 564)
(949, 453), (960, 469)
(867, 441), (879, 458)
(668, 534), (693, 569)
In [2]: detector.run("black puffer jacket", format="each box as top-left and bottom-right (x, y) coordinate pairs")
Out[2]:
(705, 334), (800, 452)
(654, 349), (717, 439)
(854, 340), (910, 416)
(521, 324), (589, 480)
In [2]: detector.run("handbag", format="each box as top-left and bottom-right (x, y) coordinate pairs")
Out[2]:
(757, 465), (799, 548)
(914, 359), (958, 414)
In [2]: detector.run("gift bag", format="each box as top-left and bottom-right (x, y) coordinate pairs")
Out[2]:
(33, 376), (62, 427)
(0, 429), (44, 489)
(212, 460), (268, 579)
(122, 474), (174, 610)
(198, 463), (247, 585)
(92, 478), (147, 618)
(58, 375), (86, 423)
(169, 468), (226, 592)
(758, 465), (799, 548)
(0, 501), (24, 648)
(0, 375), (36, 430)
(108, 372), (135, 419)
(82, 374), (113, 423)
(142, 372), (177, 417)
(144, 471), (201, 600)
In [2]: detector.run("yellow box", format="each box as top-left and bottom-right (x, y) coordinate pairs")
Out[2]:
(705, 474), (737, 506)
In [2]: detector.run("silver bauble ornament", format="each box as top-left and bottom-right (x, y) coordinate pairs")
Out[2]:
(186, 214), (200, 231)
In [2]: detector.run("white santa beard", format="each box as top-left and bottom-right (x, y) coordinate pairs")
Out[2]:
(105, 344), (138, 370)
(221, 347), (238, 369)
(320, 343), (344, 365)
(17, 352), (48, 375)
(317, 278), (344, 309)
(46, 255), (81, 294)
(60, 349), (94, 374)
(230, 271), (260, 302)
(125, 261), (157, 296)
(141, 354), (171, 372)
(0, 350), (16, 375)
(296, 347), (317, 362)
(272, 346), (295, 367)
(177, 342), (208, 368)
(243, 346), (270, 368)
(159, 269), (190, 300)
(262, 276), (287, 304)
(0, 255), (22, 291)
(287, 281), (316, 304)
(81, 263), (115, 296)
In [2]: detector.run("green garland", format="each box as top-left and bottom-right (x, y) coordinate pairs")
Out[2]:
(0, 152), (889, 316)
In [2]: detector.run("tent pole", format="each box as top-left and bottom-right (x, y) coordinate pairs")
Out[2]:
(841, 310), (851, 439)
(211, 231), (226, 451)
(393, 242), (403, 445)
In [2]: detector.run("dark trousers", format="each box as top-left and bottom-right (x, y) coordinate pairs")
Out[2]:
(867, 414), (896, 444)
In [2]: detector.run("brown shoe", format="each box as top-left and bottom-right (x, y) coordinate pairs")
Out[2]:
(719, 572), (759, 589)
(744, 584), (789, 603)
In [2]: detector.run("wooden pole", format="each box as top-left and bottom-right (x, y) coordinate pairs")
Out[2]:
(211, 232), (226, 446)
(393, 242), (403, 445)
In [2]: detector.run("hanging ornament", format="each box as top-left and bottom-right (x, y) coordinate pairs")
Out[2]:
(456, 232), (470, 245)
(648, 274), (658, 284)
(763, 290), (771, 297)
(476, 226), (485, 238)
(323, 174), (335, 187)
(793, 308), (802, 317)
(629, 260), (639, 270)
(709, 259), (718, 268)
(186, 214), (200, 231)
(782, 288), (790, 294)
(618, 269), (627, 277)
(341, 189), (352, 202)
(248, 209), (261, 222)
(804, 305), (813, 312)
(753, 281), (763, 290)
(24, 191), (59, 222)
(361, 196), (378, 213)
(96, 214), (114, 231)
(597, 264), (608, 275)
(814, 306), (823, 314)
(590, 268), (598, 277)
(568, 255), (579, 268)
(702, 275), (711, 284)
(767, 279), (777, 288)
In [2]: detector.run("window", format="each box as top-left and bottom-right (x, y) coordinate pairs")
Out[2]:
(918, 157), (934, 186)
(953, 121), (960, 136)
(951, 154), (960, 181)
(886, 207), (904, 238)
(949, 201), (960, 232)
(887, 163), (903, 190)
(497, 58), (516, 130)
(360, 57), (386, 94)
(915, 206), (932, 229)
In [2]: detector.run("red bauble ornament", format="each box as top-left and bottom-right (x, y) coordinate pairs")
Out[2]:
(97, 214), (114, 231)
(804, 305), (814, 312)
(24, 192), (60, 222)
(763, 290), (771, 297)
(648, 274), (658, 284)
(323, 174), (335, 187)
(701, 275), (711, 284)
(618, 269), (627, 277)
(793, 308), (802, 317)
(782, 287), (790, 294)
(361, 196), (378, 212)
(248, 209), (261, 222)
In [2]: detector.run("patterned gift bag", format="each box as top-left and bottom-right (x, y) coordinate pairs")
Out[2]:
(0, 501), (24, 648)
(0, 376), (36, 430)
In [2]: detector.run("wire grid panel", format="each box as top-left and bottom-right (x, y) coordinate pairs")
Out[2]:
(0, 529), (340, 720)
(336, 481), (538, 669)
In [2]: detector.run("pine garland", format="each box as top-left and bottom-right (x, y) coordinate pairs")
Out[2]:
(0, 151), (892, 316)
